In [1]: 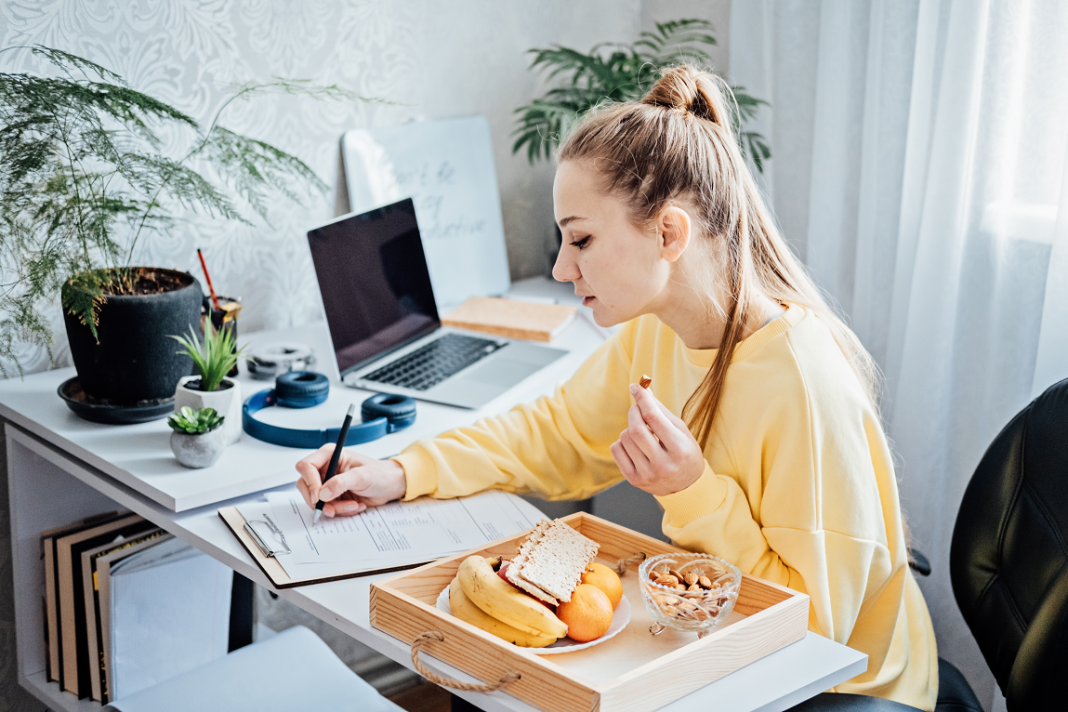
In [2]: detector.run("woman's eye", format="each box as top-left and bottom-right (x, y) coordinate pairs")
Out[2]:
(570, 236), (591, 250)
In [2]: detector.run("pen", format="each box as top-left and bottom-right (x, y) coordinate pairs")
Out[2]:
(314, 403), (356, 525)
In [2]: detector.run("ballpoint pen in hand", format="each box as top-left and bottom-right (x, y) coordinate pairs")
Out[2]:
(314, 403), (356, 525)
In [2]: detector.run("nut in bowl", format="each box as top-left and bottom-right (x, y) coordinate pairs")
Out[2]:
(638, 552), (741, 638)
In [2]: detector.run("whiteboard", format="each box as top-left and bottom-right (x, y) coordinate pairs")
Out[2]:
(341, 116), (511, 311)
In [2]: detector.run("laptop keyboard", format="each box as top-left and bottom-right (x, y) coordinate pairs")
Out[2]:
(362, 333), (506, 391)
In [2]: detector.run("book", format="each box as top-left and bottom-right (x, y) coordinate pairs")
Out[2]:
(442, 297), (577, 342)
(81, 528), (169, 702)
(40, 511), (122, 683)
(56, 513), (155, 698)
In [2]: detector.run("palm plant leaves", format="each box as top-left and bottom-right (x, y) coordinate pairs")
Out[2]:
(0, 45), (373, 375)
(512, 19), (770, 170)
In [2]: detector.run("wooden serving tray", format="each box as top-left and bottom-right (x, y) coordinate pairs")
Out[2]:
(370, 513), (809, 712)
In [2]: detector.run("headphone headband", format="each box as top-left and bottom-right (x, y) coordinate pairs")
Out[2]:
(242, 372), (416, 449)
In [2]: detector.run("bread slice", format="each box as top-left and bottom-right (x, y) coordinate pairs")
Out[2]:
(506, 519), (599, 604)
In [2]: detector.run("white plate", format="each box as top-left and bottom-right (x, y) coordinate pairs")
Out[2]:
(436, 584), (631, 654)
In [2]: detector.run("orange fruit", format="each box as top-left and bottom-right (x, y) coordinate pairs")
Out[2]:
(580, 562), (623, 608)
(556, 584), (613, 642)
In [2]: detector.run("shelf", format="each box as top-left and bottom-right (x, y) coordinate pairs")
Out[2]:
(21, 671), (102, 712)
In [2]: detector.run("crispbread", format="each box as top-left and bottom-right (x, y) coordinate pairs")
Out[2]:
(506, 520), (557, 603)
(506, 519), (599, 604)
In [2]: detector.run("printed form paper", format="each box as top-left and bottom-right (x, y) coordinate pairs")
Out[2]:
(237, 490), (541, 580)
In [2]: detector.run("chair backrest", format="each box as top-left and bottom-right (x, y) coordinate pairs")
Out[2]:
(950, 378), (1068, 711)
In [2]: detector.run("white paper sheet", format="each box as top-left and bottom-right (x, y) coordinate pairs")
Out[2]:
(237, 490), (542, 580)
(109, 539), (232, 700)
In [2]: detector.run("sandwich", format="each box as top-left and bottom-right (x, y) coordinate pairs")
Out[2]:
(505, 519), (599, 605)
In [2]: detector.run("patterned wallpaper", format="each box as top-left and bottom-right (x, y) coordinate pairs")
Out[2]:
(0, 0), (646, 377)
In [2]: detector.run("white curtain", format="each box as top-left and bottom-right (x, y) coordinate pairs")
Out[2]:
(731, 1), (1068, 709)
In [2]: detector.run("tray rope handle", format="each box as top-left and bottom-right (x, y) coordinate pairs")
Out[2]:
(410, 631), (522, 692)
(613, 551), (647, 576)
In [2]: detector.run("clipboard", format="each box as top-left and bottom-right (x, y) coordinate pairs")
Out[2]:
(218, 507), (427, 589)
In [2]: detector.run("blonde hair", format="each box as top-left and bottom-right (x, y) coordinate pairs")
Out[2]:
(558, 65), (879, 447)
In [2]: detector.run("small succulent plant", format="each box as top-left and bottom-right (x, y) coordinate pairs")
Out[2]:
(167, 406), (224, 434)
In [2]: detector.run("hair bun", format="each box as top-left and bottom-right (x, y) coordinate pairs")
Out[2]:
(642, 66), (727, 127)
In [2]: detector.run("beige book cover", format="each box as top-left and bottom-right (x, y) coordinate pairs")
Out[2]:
(442, 297), (576, 342)
(82, 529), (168, 702)
(40, 511), (122, 683)
(56, 513), (151, 698)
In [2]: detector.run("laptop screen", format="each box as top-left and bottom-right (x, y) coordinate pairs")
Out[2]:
(307, 198), (440, 375)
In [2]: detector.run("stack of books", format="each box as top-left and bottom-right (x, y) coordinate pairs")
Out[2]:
(41, 512), (233, 703)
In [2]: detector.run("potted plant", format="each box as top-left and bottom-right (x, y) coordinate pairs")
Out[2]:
(0, 46), (369, 414)
(167, 406), (226, 469)
(171, 322), (245, 444)
(512, 19), (771, 171)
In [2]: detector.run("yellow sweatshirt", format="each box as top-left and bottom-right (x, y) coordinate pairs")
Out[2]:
(394, 305), (938, 710)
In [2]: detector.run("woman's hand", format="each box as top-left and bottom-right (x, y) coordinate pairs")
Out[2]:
(610, 383), (705, 496)
(295, 446), (407, 518)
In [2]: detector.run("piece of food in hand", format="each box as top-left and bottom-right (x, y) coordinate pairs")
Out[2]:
(638, 375), (652, 389)
(506, 519), (599, 605)
(580, 562), (623, 609)
(457, 555), (568, 639)
(448, 576), (556, 648)
(556, 583), (614, 642)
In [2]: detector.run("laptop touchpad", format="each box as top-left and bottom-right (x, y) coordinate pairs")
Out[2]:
(465, 357), (540, 386)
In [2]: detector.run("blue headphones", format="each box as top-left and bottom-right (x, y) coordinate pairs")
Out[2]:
(242, 371), (417, 449)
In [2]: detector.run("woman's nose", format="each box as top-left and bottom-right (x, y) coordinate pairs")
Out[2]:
(552, 244), (579, 283)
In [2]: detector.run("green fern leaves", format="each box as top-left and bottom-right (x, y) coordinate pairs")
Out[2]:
(0, 46), (373, 376)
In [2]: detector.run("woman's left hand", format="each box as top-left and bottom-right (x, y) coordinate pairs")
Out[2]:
(611, 383), (706, 496)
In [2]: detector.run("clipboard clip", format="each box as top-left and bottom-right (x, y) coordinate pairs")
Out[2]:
(245, 517), (291, 558)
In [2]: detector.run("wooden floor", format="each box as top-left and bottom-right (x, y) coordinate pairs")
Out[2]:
(387, 678), (454, 712)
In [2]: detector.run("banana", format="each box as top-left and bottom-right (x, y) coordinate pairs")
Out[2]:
(449, 576), (557, 648)
(457, 555), (568, 639)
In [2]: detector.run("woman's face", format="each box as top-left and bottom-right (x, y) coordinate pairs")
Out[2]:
(552, 160), (672, 326)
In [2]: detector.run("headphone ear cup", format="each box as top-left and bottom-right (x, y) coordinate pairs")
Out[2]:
(361, 393), (417, 424)
(275, 371), (330, 407)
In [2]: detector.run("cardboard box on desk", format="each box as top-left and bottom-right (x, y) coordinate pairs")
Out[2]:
(370, 513), (810, 712)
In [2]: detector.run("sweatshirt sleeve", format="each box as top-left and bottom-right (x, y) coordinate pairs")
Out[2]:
(393, 321), (639, 502)
(655, 384), (898, 646)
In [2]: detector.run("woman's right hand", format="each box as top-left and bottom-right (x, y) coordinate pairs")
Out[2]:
(295, 445), (407, 518)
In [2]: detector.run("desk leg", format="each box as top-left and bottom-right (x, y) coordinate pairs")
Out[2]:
(228, 573), (254, 652)
(451, 693), (481, 712)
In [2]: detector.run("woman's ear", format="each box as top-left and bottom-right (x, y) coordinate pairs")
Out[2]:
(657, 205), (692, 263)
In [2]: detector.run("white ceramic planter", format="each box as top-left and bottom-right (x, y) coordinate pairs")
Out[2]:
(170, 428), (227, 468)
(174, 376), (242, 444)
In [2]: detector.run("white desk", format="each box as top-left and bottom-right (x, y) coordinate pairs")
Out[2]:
(0, 296), (866, 712)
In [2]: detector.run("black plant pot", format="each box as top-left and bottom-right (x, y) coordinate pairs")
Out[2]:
(62, 269), (203, 402)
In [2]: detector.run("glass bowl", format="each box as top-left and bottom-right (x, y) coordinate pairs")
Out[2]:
(638, 552), (741, 638)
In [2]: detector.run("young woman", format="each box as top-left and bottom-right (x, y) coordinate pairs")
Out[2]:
(296, 66), (938, 709)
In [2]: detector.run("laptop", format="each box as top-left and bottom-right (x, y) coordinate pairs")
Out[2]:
(307, 198), (568, 409)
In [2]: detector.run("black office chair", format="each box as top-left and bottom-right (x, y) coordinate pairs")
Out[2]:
(791, 377), (1068, 711)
